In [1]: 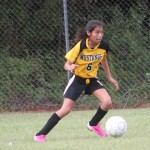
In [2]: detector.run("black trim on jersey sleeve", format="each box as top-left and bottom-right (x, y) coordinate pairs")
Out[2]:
(98, 40), (111, 54)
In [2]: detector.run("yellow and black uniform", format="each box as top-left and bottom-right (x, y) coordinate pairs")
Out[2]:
(64, 38), (110, 101)
(65, 38), (110, 78)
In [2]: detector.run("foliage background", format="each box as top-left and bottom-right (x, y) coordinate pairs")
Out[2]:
(0, 0), (150, 111)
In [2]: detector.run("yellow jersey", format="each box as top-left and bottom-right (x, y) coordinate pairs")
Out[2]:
(65, 38), (110, 78)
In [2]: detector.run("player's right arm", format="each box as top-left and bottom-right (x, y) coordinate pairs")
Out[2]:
(64, 41), (81, 72)
(65, 41), (81, 63)
(64, 60), (78, 72)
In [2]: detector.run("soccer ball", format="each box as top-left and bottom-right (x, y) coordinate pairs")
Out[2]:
(105, 116), (127, 138)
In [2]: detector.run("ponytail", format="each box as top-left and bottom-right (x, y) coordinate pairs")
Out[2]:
(74, 27), (88, 43)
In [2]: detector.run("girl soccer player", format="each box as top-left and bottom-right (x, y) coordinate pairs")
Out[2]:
(34, 20), (118, 142)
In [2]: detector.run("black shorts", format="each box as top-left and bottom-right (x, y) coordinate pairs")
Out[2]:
(63, 75), (105, 101)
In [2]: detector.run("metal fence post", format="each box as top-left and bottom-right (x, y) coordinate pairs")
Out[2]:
(63, 0), (71, 81)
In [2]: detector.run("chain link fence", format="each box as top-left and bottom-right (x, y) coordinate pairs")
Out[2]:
(0, 0), (150, 111)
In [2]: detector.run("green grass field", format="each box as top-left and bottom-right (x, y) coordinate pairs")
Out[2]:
(0, 108), (150, 150)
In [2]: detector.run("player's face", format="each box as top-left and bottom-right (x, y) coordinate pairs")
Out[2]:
(88, 26), (104, 44)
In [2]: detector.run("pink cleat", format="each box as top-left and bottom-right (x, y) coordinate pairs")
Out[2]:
(87, 122), (107, 137)
(34, 134), (46, 142)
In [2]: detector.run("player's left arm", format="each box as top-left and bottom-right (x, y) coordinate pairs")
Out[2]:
(101, 58), (119, 90)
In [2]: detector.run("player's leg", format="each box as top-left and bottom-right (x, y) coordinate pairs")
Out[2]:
(86, 79), (112, 137)
(87, 88), (111, 137)
(90, 88), (112, 124)
(56, 98), (75, 118)
(34, 98), (75, 142)
(36, 98), (75, 135)
(34, 75), (85, 142)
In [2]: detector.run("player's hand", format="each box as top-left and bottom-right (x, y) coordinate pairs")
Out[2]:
(108, 77), (119, 90)
(64, 60), (78, 72)
(69, 64), (78, 72)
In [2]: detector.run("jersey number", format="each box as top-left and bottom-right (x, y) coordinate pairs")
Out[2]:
(87, 63), (92, 71)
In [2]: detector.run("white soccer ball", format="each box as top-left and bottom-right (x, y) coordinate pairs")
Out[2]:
(105, 116), (127, 138)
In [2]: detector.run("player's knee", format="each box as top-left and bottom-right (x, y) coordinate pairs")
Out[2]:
(62, 107), (72, 116)
(106, 99), (112, 108)
(56, 107), (72, 118)
(102, 98), (112, 109)
(64, 108), (72, 115)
